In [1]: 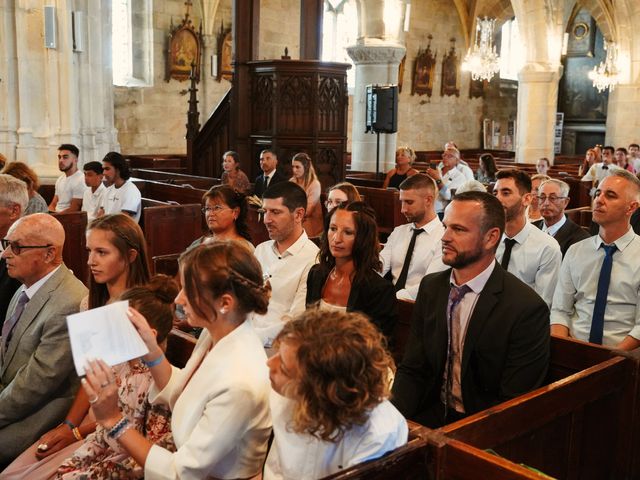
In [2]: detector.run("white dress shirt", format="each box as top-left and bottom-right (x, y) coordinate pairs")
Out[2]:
(435, 167), (468, 214)
(380, 216), (447, 300)
(581, 162), (622, 183)
(495, 221), (562, 307)
(263, 390), (408, 480)
(54, 170), (85, 211)
(541, 214), (567, 237)
(100, 180), (142, 222)
(81, 183), (107, 222)
(550, 228), (640, 346)
(146, 322), (271, 480)
(250, 231), (319, 346)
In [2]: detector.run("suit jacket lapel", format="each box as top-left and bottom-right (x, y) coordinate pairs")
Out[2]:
(460, 265), (503, 376)
(1, 266), (67, 373)
(435, 277), (451, 371)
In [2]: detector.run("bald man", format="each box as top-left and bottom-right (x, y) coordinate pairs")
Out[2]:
(0, 213), (87, 466)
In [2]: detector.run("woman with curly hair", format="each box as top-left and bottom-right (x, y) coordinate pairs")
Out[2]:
(190, 184), (254, 251)
(306, 202), (397, 339)
(81, 242), (272, 480)
(220, 151), (251, 194)
(290, 152), (323, 238)
(264, 309), (408, 479)
(2, 161), (48, 214)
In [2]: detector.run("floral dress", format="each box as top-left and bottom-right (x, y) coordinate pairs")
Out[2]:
(55, 362), (175, 480)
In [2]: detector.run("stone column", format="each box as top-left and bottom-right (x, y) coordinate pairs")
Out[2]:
(346, 44), (405, 173)
(515, 63), (562, 164)
(605, 84), (640, 146)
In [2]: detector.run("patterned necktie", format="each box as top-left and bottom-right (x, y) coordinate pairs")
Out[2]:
(444, 284), (472, 417)
(2, 291), (29, 352)
(394, 228), (424, 292)
(501, 238), (517, 271)
(589, 244), (617, 344)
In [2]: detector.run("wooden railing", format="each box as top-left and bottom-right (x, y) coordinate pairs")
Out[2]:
(190, 89), (232, 178)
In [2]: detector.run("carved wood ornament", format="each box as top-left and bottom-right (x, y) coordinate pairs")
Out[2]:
(441, 38), (460, 97)
(412, 35), (437, 97)
(166, 1), (203, 82)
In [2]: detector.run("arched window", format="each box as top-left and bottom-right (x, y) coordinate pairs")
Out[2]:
(112, 0), (153, 86)
(500, 18), (525, 81)
(322, 0), (357, 89)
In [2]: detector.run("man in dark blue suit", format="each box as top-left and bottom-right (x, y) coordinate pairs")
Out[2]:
(253, 149), (287, 198)
(0, 175), (28, 326)
(392, 191), (550, 427)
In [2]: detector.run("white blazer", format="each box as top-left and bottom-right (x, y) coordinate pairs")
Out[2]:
(145, 321), (271, 480)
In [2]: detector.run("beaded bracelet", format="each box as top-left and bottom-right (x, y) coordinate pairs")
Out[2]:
(142, 352), (165, 368)
(107, 416), (130, 440)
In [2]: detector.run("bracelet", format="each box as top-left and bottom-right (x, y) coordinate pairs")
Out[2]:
(72, 427), (83, 441)
(142, 352), (165, 368)
(62, 419), (76, 430)
(107, 416), (131, 440)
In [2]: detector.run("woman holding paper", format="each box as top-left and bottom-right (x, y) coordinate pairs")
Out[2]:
(82, 242), (272, 480)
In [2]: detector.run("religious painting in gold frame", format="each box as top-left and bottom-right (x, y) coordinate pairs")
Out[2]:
(398, 54), (406, 93)
(441, 38), (460, 97)
(166, 15), (203, 82)
(217, 26), (233, 82)
(412, 36), (436, 96)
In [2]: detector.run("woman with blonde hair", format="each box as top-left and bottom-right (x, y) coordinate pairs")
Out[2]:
(382, 146), (419, 189)
(2, 161), (48, 214)
(264, 309), (408, 478)
(290, 152), (323, 237)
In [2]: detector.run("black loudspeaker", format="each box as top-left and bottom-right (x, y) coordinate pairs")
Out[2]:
(365, 85), (398, 134)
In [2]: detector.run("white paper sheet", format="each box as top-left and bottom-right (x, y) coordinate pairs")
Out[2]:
(66, 300), (149, 376)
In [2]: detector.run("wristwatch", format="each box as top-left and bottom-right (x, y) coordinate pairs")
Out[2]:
(435, 179), (443, 186)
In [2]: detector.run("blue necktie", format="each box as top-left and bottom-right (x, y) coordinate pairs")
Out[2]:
(589, 244), (617, 344)
(2, 291), (29, 352)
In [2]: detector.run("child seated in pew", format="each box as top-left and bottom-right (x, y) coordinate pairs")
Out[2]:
(1, 276), (178, 479)
(264, 309), (408, 479)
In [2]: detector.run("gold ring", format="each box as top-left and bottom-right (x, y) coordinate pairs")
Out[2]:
(88, 395), (99, 404)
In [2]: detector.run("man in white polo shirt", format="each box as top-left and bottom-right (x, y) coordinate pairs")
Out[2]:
(48, 144), (85, 213)
(98, 152), (141, 223)
(251, 181), (319, 348)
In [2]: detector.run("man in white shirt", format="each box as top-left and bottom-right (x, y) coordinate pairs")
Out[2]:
(426, 148), (471, 217)
(551, 170), (640, 350)
(581, 145), (621, 186)
(380, 174), (447, 300)
(98, 152), (141, 223)
(48, 144), (85, 213)
(81, 161), (107, 223)
(493, 169), (561, 307)
(251, 182), (319, 347)
(628, 143), (640, 173)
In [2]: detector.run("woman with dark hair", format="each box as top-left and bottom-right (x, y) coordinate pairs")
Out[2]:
(220, 151), (251, 194)
(476, 153), (497, 184)
(82, 242), (272, 480)
(1, 161), (48, 214)
(290, 152), (323, 238)
(306, 202), (397, 338)
(189, 185), (253, 251)
(264, 309), (408, 479)
(325, 181), (362, 211)
(382, 147), (419, 189)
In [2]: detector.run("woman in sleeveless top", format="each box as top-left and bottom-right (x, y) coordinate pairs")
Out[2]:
(382, 146), (419, 189)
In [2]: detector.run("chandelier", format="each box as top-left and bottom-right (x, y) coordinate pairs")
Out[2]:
(588, 40), (619, 93)
(461, 17), (500, 81)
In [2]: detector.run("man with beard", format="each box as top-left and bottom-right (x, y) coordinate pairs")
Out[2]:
(493, 169), (561, 307)
(380, 174), (447, 300)
(392, 191), (550, 428)
(48, 144), (85, 213)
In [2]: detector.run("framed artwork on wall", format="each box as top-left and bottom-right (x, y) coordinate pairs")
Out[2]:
(441, 38), (460, 97)
(166, 11), (203, 82)
(412, 36), (437, 96)
(217, 24), (233, 82)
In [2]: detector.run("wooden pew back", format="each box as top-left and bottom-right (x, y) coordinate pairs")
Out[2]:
(51, 211), (89, 285)
(165, 328), (197, 368)
(356, 186), (404, 234)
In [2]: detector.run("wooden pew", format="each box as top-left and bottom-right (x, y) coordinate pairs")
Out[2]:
(165, 328), (197, 368)
(132, 168), (220, 190)
(51, 211), (89, 286)
(355, 186), (404, 235)
(153, 253), (180, 280)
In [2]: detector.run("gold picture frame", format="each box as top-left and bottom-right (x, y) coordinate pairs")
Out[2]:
(166, 14), (203, 82)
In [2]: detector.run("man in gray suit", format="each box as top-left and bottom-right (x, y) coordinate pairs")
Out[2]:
(0, 213), (87, 465)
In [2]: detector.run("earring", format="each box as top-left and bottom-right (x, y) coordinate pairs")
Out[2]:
(220, 307), (228, 315)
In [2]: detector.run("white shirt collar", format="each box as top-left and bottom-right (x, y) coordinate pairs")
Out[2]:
(450, 259), (496, 294)
(22, 265), (61, 300)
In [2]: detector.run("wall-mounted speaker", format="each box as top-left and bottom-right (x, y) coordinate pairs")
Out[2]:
(365, 85), (399, 134)
(44, 6), (57, 49)
(72, 11), (84, 52)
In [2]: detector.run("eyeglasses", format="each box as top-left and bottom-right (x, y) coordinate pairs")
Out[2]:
(537, 195), (567, 204)
(1, 239), (52, 255)
(324, 200), (345, 210)
(202, 205), (230, 214)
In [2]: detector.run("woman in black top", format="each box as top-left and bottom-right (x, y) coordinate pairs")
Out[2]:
(382, 147), (419, 189)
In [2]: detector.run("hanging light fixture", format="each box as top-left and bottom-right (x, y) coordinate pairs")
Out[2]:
(588, 40), (619, 92)
(461, 17), (500, 81)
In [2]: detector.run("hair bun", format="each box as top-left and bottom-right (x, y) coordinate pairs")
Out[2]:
(146, 274), (179, 304)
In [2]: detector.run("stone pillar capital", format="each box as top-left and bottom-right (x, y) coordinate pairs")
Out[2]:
(346, 43), (406, 65)
(518, 63), (563, 83)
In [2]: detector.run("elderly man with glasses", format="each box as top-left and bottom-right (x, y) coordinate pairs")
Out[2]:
(0, 213), (86, 467)
(536, 179), (590, 257)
